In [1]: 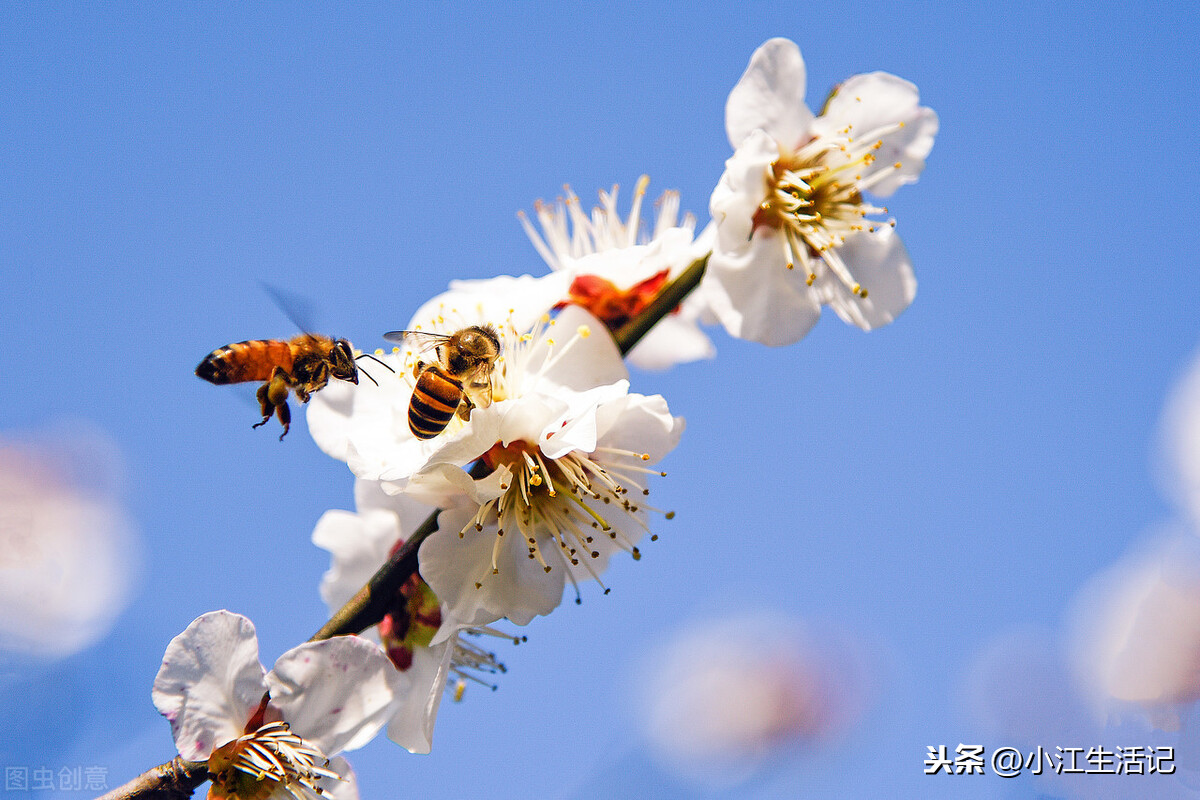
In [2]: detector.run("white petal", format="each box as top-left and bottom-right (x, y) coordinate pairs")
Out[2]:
(354, 477), (438, 533)
(416, 273), (565, 335)
(419, 506), (565, 631)
(311, 509), (401, 612)
(710, 130), (778, 252)
(594, 392), (684, 463)
(386, 636), (456, 754)
(813, 71), (938, 198)
(306, 380), (358, 463)
(151, 611), (267, 761)
(541, 382), (631, 460)
(818, 228), (917, 330)
(521, 305), (628, 396)
(407, 462), (510, 509)
(626, 315), (715, 371)
(266, 636), (406, 755)
(704, 232), (822, 346)
(725, 38), (813, 148)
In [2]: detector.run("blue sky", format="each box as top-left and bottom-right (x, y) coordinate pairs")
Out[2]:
(2, 2), (1199, 798)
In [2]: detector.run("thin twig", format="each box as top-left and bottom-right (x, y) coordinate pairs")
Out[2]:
(95, 758), (207, 800)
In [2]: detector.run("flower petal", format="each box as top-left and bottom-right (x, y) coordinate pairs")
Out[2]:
(626, 307), (715, 371)
(812, 71), (938, 198)
(704, 232), (822, 346)
(725, 38), (812, 149)
(151, 611), (267, 761)
(817, 228), (917, 330)
(419, 505), (566, 631)
(386, 635), (456, 754)
(312, 508), (402, 611)
(266, 636), (406, 755)
(710, 129), (777, 251)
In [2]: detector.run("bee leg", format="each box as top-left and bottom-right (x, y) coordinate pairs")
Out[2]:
(455, 394), (477, 421)
(275, 400), (292, 441)
(253, 368), (293, 437)
(252, 381), (274, 429)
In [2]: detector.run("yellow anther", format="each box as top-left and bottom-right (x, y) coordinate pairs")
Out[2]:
(578, 325), (591, 338)
(806, 273), (816, 286)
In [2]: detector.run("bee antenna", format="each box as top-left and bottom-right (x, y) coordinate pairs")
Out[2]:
(356, 352), (395, 373)
(355, 352), (394, 386)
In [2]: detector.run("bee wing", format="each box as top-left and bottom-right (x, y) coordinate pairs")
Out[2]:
(261, 282), (321, 335)
(382, 330), (451, 354)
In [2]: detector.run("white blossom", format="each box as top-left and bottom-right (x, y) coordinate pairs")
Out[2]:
(1069, 531), (1200, 730)
(706, 37), (937, 345)
(398, 305), (683, 632)
(639, 613), (868, 787)
(0, 428), (135, 658)
(306, 275), (569, 486)
(152, 611), (403, 799)
(311, 479), (514, 755)
(518, 176), (715, 370)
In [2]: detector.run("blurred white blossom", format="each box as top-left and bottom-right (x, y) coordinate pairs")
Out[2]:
(965, 624), (1199, 799)
(706, 37), (937, 345)
(1069, 531), (1200, 729)
(0, 428), (136, 658)
(638, 614), (868, 786)
(1159, 347), (1200, 527)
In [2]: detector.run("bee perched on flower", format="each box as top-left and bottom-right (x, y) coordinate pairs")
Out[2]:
(706, 37), (938, 346)
(307, 286), (683, 634)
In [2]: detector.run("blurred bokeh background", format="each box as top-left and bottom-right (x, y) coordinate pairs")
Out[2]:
(2, 3), (1199, 797)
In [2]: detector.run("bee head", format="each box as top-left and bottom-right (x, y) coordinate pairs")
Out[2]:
(330, 339), (359, 383)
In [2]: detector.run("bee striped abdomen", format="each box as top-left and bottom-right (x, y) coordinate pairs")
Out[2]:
(196, 340), (295, 385)
(409, 367), (463, 439)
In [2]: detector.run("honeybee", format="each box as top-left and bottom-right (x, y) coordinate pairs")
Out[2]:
(196, 333), (381, 439)
(383, 325), (501, 439)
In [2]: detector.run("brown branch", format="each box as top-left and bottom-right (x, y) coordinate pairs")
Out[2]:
(95, 758), (207, 800)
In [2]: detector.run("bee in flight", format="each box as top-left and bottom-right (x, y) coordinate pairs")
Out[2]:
(196, 333), (387, 440)
(383, 325), (501, 440)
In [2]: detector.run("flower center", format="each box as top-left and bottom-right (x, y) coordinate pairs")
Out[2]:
(378, 571), (443, 671)
(557, 270), (670, 331)
(206, 721), (338, 800)
(468, 439), (672, 597)
(753, 123), (905, 297)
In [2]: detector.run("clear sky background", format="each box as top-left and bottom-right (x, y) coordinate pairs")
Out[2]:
(2, 2), (1199, 798)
